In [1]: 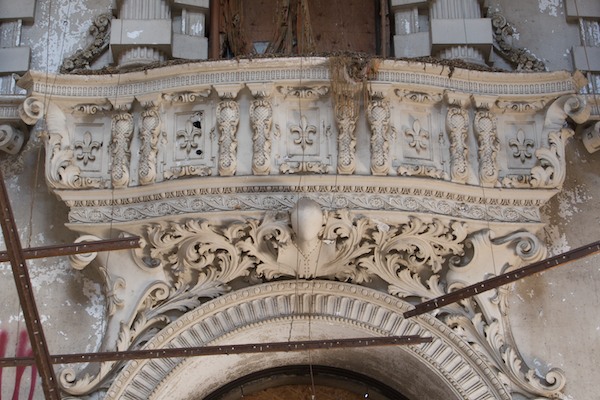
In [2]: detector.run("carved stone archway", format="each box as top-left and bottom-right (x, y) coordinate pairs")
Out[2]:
(106, 281), (509, 400)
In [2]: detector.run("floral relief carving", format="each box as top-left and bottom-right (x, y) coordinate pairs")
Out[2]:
(509, 129), (534, 163)
(250, 95), (273, 175)
(162, 89), (211, 103)
(276, 86), (329, 99)
(475, 111), (499, 186)
(405, 119), (430, 153)
(176, 112), (203, 156)
(74, 131), (101, 166)
(73, 103), (112, 115)
(217, 97), (240, 176)
(446, 107), (469, 184)
(367, 95), (391, 175)
(110, 112), (133, 188)
(290, 115), (317, 151)
(395, 89), (443, 104)
(279, 161), (329, 174)
(164, 165), (212, 179)
(488, 10), (546, 72)
(397, 164), (448, 180)
(138, 107), (161, 185)
(496, 99), (547, 112)
(60, 13), (112, 73)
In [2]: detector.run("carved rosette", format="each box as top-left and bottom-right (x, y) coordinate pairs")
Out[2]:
(335, 102), (358, 174)
(217, 97), (240, 176)
(446, 107), (469, 184)
(250, 95), (273, 175)
(138, 107), (161, 185)
(367, 95), (391, 175)
(474, 110), (499, 186)
(110, 112), (133, 188)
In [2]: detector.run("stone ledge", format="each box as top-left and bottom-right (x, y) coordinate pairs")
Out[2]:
(565, 0), (600, 19)
(110, 19), (173, 50)
(172, 33), (208, 60)
(430, 19), (493, 49)
(0, 0), (35, 21)
(0, 47), (31, 74)
(571, 46), (600, 72)
(394, 32), (430, 58)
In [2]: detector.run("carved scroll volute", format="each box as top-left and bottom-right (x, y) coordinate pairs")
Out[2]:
(138, 105), (161, 185)
(472, 96), (499, 187)
(110, 110), (133, 188)
(20, 98), (104, 189)
(445, 93), (470, 184)
(367, 92), (391, 176)
(248, 84), (273, 175)
(215, 86), (242, 176)
(530, 95), (590, 188)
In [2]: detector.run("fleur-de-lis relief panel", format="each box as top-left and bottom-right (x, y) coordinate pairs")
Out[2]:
(405, 119), (429, 153)
(509, 129), (534, 163)
(290, 115), (317, 150)
(74, 131), (101, 166)
(177, 112), (203, 156)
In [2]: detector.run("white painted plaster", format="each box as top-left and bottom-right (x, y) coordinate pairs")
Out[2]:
(126, 30), (143, 39)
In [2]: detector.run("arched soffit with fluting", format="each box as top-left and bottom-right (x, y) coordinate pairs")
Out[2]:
(106, 280), (510, 400)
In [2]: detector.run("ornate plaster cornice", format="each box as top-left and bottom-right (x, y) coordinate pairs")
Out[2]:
(16, 58), (588, 220)
(19, 58), (577, 101)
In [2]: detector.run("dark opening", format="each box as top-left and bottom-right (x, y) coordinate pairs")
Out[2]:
(202, 364), (410, 400)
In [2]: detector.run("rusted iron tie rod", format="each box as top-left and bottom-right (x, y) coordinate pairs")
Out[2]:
(0, 336), (432, 367)
(0, 237), (141, 263)
(404, 240), (600, 319)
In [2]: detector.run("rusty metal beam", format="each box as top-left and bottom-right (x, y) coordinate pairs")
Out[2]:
(0, 237), (140, 263)
(0, 169), (61, 400)
(209, 0), (220, 59)
(0, 336), (432, 367)
(404, 240), (600, 319)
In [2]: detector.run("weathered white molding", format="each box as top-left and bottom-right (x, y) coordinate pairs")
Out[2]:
(56, 175), (554, 225)
(14, 58), (590, 400)
(18, 59), (578, 100)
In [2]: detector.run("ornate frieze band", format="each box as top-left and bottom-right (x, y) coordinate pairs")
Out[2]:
(59, 177), (548, 224)
(20, 58), (578, 102)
